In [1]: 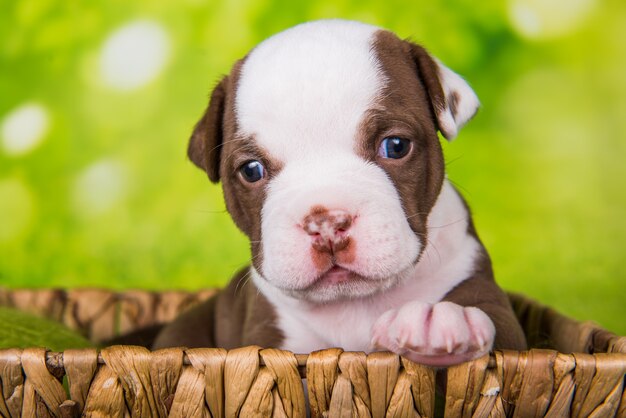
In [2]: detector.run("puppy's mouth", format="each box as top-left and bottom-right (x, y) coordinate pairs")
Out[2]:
(265, 258), (417, 303)
(278, 263), (407, 303)
(314, 265), (357, 286)
(302, 264), (376, 294)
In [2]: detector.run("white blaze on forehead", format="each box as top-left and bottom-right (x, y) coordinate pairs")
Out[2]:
(235, 20), (384, 161)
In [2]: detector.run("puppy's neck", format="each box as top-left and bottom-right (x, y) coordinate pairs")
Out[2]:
(410, 180), (482, 297)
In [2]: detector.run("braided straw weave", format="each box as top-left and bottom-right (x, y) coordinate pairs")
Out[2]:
(0, 288), (624, 417)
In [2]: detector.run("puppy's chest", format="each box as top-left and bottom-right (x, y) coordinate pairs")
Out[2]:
(275, 302), (384, 353)
(269, 283), (440, 353)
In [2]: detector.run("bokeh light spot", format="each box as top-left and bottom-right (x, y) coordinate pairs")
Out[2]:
(1, 103), (49, 156)
(508, 0), (597, 40)
(73, 159), (127, 217)
(99, 20), (171, 91)
(0, 178), (35, 242)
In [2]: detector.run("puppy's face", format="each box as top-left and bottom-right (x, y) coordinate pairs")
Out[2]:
(189, 21), (479, 303)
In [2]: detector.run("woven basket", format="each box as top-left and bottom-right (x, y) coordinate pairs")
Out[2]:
(0, 288), (624, 417)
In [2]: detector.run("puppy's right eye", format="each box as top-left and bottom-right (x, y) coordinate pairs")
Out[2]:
(239, 160), (265, 183)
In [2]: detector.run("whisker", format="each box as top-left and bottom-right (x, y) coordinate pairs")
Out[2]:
(425, 236), (442, 265)
(447, 178), (472, 197)
(405, 211), (430, 220)
(428, 217), (468, 229)
(223, 143), (259, 167)
(193, 209), (229, 215)
(445, 155), (464, 167)
(234, 270), (252, 296)
(207, 137), (251, 156)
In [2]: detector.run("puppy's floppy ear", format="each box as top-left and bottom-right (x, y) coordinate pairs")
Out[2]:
(188, 76), (227, 182)
(408, 43), (479, 140)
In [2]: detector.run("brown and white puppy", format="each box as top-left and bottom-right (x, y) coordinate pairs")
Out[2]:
(154, 20), (527, 366)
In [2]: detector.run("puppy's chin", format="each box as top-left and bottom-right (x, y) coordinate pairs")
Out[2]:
(259, 264), (416, 304)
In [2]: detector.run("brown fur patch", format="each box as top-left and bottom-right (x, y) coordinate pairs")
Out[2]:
(187, 57), (284, 275)
(310, 248), (333, 271)
(369, 31), (526, 350)
(336, 239), (356, 264)
(440, 188), (527, 350)
(187, 77), (227, 181)
(332, 237), (350, 252)
(154, 268), (284, 349)
(362, 30), (446, 248)
(177, 57), (288, 349)
(442, 255), (527, 350)
(448, 91), (460, 119)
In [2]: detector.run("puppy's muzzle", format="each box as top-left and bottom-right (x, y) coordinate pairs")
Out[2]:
(302, 208), (353, 255)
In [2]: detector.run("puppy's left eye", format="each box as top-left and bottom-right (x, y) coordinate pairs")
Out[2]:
(239, 160), (265, 183)
(378, 137), (411, 159)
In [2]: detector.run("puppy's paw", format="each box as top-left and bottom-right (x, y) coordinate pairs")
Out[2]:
(370, 301), (495, 367)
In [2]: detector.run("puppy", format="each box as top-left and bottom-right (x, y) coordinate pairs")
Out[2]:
(154, 20), (527, 366)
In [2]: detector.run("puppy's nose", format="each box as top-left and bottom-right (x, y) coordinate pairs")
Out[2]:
(302, 208), (353, 254)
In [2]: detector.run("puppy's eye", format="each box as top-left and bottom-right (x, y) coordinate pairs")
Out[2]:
(239, 160), (265, 183)
(378, 137), (411, 159)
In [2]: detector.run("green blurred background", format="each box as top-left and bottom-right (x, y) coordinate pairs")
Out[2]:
(1, 0), (625, 335)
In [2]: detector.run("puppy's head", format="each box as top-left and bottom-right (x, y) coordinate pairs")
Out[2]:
(189, 20), (479, 303)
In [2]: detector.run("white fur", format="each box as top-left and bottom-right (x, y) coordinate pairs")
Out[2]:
(236, 20), (383, 161)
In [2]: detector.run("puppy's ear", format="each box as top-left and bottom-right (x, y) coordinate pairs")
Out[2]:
(188, 76), (228, 182)
(408, 44), (479, 140)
